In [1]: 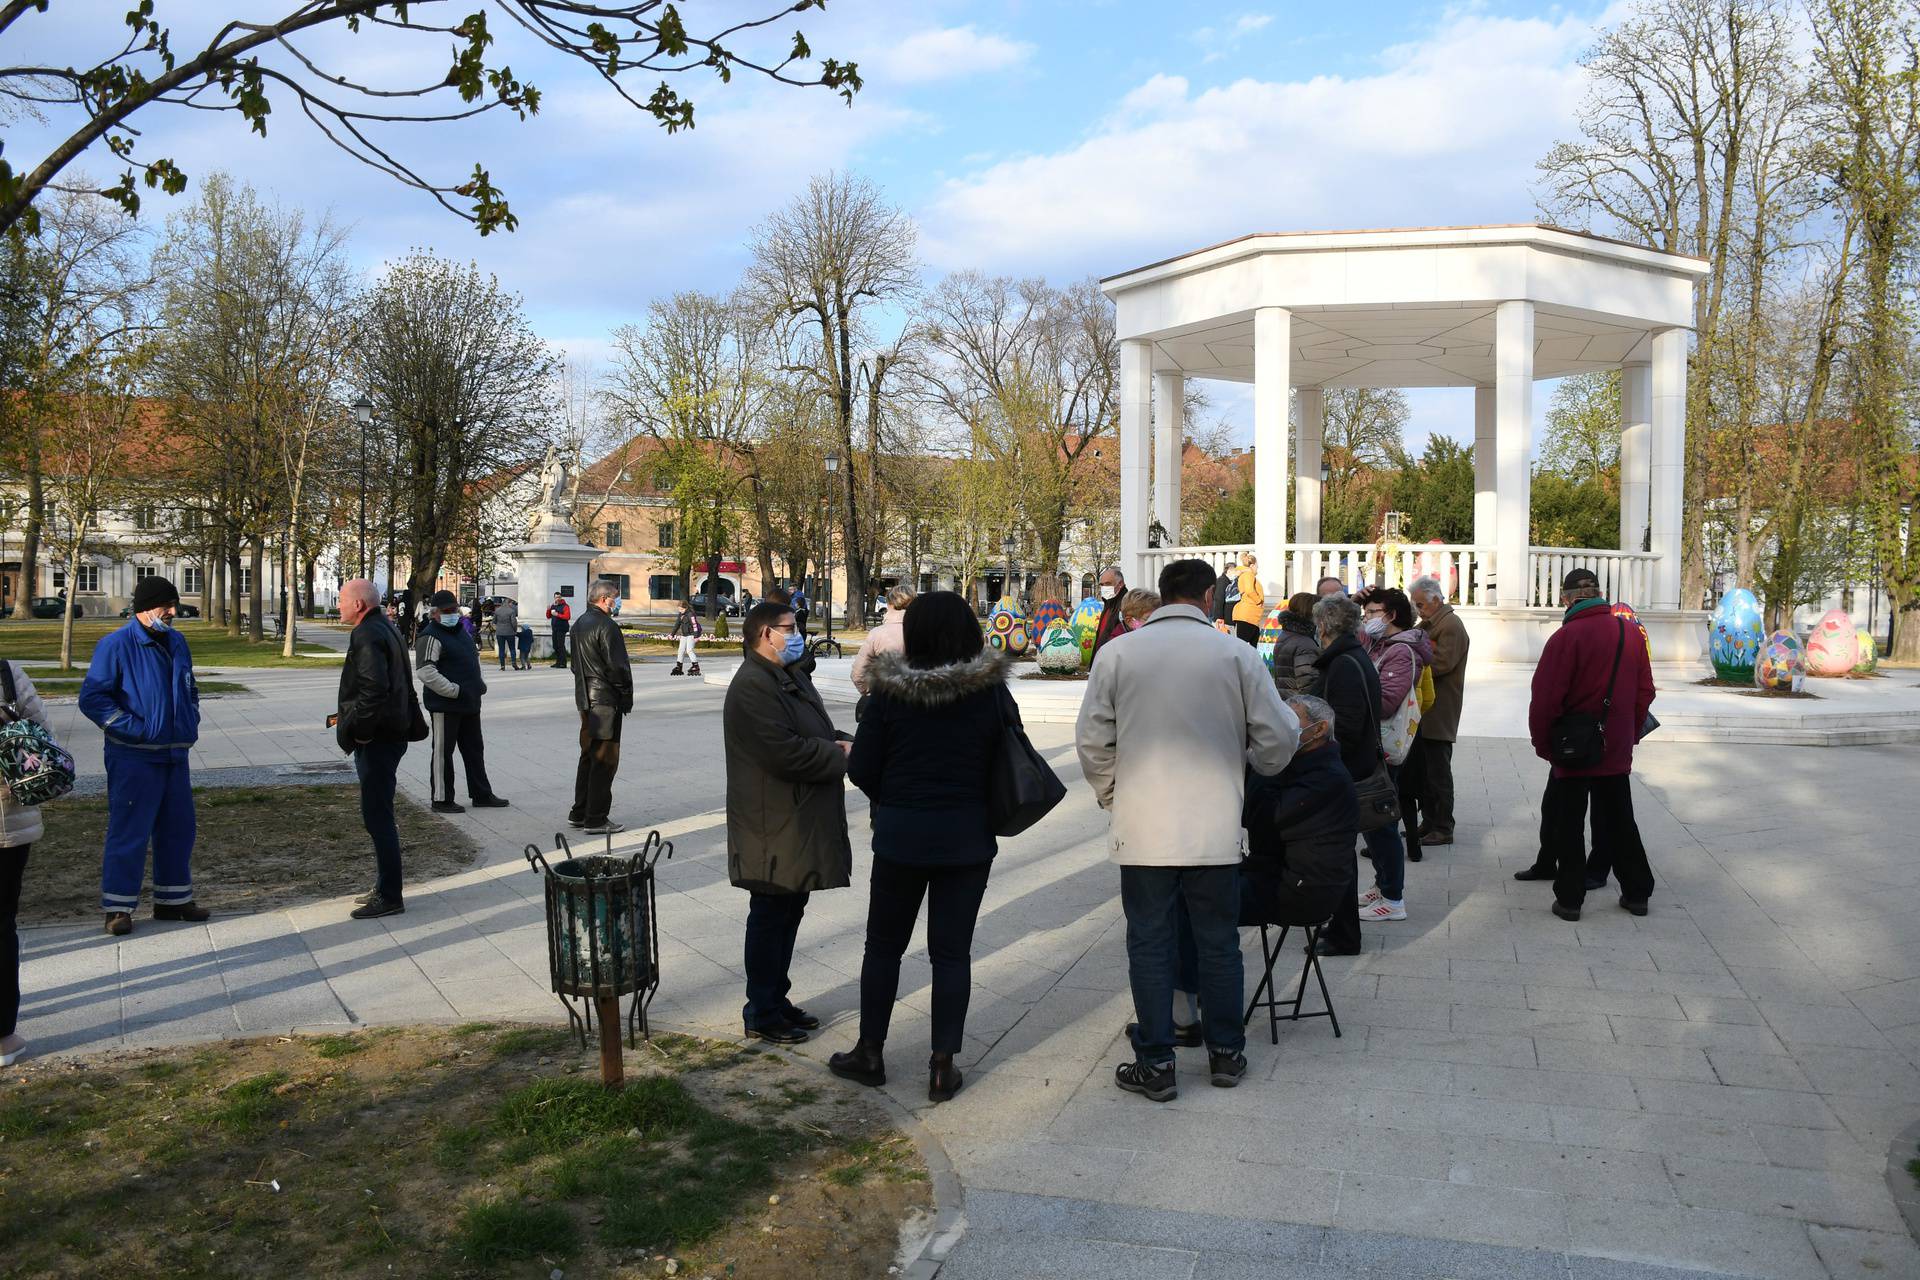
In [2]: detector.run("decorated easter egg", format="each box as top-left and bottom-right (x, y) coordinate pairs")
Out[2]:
(1754, 630), (1805, 693)
(1708, 587), (1764, 682)
(1853, 631), (1879, 677)
(1069, 597), (1105, 663)
(1031, 598), (1068, 638)
(1804, 608), (1859, 677)
(1037, 623), (1081, 674)
(986, 599), (1031, 655)
(1258, 606), (1285, 670)
(1611, 602), (1651, 661)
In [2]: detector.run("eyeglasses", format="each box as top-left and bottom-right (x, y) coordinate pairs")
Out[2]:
(767, 623), (796, 634)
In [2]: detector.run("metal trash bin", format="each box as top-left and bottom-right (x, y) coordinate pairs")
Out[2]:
(525, 830), (672, 1086)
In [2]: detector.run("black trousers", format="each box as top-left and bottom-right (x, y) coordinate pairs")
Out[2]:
(1405, 737), (1455, 835)
(1232, 620), (1260, 646)
(550, 621), (569, 668)
(859, 856), (993, 1054)
(1530, 773), (1611, 882)
(354, 742), (406, 903)
(429, 709), (494, 805)
(1545, 773), (1655, 909)
(1322, 841), (1363, 953)
(1, 844), (28, 1037)
(568, 710), (621, 827)
(1396, 740), (1424, 853)
(743, 890), (810, 1030)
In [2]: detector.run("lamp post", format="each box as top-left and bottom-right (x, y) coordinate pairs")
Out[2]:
(823, 453), (839, 647)
(351, 395), (373, 580)
(1002, 531), (1016, 608)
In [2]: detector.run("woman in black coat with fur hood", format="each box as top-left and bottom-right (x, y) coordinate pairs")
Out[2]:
(832, 591), (1013, 1103)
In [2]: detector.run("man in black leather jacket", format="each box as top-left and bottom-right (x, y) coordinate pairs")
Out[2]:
(568, 578), (634, 835)
(334, 579), (416, 920)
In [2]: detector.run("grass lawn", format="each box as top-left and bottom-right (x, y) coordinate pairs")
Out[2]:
(27, 677), (250, 698)
(0, 620), (341, 669)
(0, 1025), (927, 1279)
(21, 785), (476, 921)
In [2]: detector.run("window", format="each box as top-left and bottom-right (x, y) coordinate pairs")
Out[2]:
(604, 521), (623, 548)
(74, 564), (100, 593)
(49, 567), (61, 590)
(133, 504), (162, 531)
(135, 565), (159, 583)
(238, 567), (252, 594)
(648, 575), (682, 601)
(181, 565), (204, 595)
(658, 521), (675, 550)
(608, 574), (631, 598)
(181, 507), (203, 532)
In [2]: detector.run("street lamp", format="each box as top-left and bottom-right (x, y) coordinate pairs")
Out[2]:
(352, 395), (372, 581)
(1002, 531), (1016, 607)
(822, 453), (839, 647)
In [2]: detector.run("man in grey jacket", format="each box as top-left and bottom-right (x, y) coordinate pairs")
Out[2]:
(1076, 558), (1299, 1102)
(491, 598), (521, 670)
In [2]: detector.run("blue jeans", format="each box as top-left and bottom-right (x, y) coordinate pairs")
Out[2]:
(353, 741), (407, 902)
(1121, 865), (1245, 1064)
(1361, 764), (1405, 900)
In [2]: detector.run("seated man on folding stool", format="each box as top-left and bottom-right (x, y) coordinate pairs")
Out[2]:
(1240, 694), (1359, 928)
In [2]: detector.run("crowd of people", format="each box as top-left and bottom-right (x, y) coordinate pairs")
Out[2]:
(0, 558), (1657, 1093)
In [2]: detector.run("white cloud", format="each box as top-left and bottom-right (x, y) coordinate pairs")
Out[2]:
(879, 25), (1035, 85)
(1193, 11), (1276, 61)
(919, 9), (1600, 277)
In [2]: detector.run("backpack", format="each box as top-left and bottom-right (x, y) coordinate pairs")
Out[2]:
(0, 662), (75, 806)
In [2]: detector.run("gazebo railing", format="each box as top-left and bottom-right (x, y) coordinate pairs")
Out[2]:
(1140, 543), (1659, 611)
(1526, 547), (1658, 610)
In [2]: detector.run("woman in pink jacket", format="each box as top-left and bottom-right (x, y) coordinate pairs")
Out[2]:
(1354, 587), (1430, 920)
(851, 585), (917, 697)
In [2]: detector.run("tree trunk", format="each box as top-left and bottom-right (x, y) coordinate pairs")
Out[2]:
(248, 541), (264, 643)
(302, 551), (317, 618)
(58, 544), (80, 672)
(227, 543), (244, 639)
(18, 459), (41, 617)
(281, 521), (299, 658)
(211, 536), (227, 629)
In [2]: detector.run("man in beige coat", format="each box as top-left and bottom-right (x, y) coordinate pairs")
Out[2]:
(1076, 558), (1298, 1103)
(1409, 575), (1469, 846)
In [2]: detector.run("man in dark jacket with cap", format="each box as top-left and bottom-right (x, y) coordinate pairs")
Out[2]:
(568, 579), (632, 835)
(415, 589), (509, 815)
(1527, 568), (1657, 922)
(79, 575), (202, 936)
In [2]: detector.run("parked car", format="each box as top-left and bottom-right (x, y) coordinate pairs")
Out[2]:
(12, 597), (82, 619)
(690, 594), (741, 617)
(118, 603), (201, 619)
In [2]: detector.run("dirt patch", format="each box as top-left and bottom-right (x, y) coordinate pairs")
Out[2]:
(20, 786), (477, 921)
(0, 1025), (927, 1280)
(1019, 671), (1090, 682)
(1736, 689), (1823, 700)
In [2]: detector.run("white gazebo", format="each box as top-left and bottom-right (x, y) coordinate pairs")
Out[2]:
(1101, 224), (1710, 661)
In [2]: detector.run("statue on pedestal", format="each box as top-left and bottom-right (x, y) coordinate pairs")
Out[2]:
(529, 444), (581, 543)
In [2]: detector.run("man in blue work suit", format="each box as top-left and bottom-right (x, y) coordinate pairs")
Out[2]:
(78, 575), (203, 937)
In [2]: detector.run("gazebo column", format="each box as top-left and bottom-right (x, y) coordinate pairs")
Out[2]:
(1619, 359), (1652, 556)
(1152, 370), (1184, 546)
(1472, 384), (1496, 547)
(1649, 328), (1686, 610)
(1493, 300), (1534, 607)
(1119, 339), (1153, 588)
(1252, 306), (1291, 596)
(1295, 387), (1324, 581)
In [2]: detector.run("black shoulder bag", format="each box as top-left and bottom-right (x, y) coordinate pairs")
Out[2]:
(1549, 618), (1625, 769)
(1343, 651), (1401, 833)
(986, 684), (1066, 838)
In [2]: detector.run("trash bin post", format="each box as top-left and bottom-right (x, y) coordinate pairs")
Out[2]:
(524, 830), (674, 1090)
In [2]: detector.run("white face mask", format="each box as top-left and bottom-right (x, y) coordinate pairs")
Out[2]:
(144, 613), (173, 632)
(439, 611), (461, 627)
(1098, 584), (1118, 601)
(1363, 617), (1388, 640)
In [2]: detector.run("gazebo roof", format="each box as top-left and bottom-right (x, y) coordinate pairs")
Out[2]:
(1100, 223), (1710, 389)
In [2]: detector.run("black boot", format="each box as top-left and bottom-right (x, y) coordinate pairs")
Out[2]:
(670, 662), (684, 676)
(928, 1052), (963, 1103)
(828, 1040), (886, 1088)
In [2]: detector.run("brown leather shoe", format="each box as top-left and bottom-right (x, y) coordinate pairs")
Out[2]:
(1419, 830), (1454, 846)
(104, 912), (132, 936)
(153, 901), (211, 922)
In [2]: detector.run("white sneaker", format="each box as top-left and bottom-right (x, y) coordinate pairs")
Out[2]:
(1358, 884), (1383, 906)
(0, 1033), (27, 1067)
(1359, 898), (1407, 922)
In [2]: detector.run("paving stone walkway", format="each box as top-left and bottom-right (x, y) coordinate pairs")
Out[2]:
(15, 659), (1920, 1278)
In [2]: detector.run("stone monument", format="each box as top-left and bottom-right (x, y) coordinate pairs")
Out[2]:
(506, 444), (598, 658)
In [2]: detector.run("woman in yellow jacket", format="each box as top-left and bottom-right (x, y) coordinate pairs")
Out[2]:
(1230, 552), (1265, 646)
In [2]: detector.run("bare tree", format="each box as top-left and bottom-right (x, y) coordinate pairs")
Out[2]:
(747, 172), (918, 616)
(355, 251), (558, 604)
(0, 2), (860, 237)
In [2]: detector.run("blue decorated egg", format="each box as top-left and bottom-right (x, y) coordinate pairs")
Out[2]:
(1031, 599), (1069, 637)
(1708, 587), (1763, 682)
(986, 598), (1031, 655)
(1754, 630), (1804, 693)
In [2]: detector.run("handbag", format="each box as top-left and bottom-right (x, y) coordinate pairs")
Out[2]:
(985, 685), (1066, 838)
(1549, 618), (1625, 769)
(1340, 651), (1401, 833)
(1380, 676), (1422, 766)
(0, 661), (76, 806)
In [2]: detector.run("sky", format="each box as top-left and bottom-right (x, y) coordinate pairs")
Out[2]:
(8, 0), (1627, 446)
